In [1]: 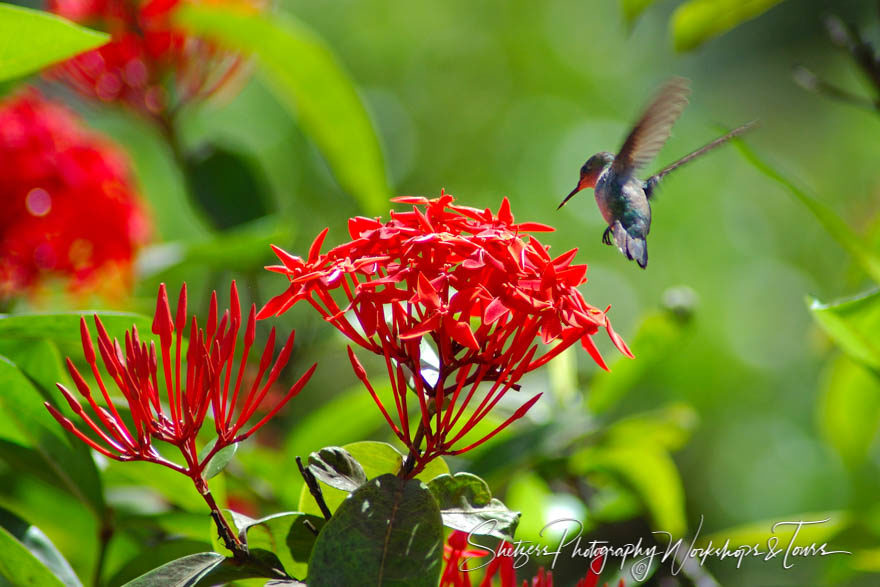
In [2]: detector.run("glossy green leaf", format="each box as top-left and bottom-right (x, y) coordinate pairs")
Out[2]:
(427, 473), (520, 541)
(107, 539), (210, 586)
(818, 356), (880, 468)
(671, 0), (785, 51)
(0, 339), (65, 403)
(0, 356), (105, 517)
(199, 438), (239, 480)
(810, 290), (880, 370)
(0, 507), (80, 587)
(307, 474), (443, 586)
(734, 141), (880, 284)
(123, 552), (224, 586)
(281, 383), (385, 505)
(0, 4), (108, 83)
(0, 312), (153, 344)
(307, 446), (367, 492)
(571, 444), (686, 537)
(297, 441), (403, 517)
(231, 511), (324, 579)
(176, 4), (389, 215)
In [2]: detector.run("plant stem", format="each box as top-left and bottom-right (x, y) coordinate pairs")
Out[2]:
(198, 481), (248, 561)
(297, 456), (332, 520)
(92, 518), (114, 587)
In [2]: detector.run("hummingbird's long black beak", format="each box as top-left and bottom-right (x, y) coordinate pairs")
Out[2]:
(557, 185), (583, 210)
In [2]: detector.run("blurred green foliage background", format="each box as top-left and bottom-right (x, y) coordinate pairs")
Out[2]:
(4, 0), (880, 585)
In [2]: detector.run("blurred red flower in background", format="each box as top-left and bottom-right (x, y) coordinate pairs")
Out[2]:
(0, 90), (149, 300)
(259, 192), (633, 476)
(49, 0), (253, 116)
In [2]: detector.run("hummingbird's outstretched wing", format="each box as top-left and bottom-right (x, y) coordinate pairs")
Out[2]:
(611, 77), (691, 176)
(643, 120), (758, 200)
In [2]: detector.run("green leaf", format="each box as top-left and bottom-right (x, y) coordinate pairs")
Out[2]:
(0, 312), (153, 344)
(307, 446), (367, 492)
(231, 511), (324, 579)
(671, 0), (785, 51)
(0, 338), (66, 403)
(734, 141), (880, 284)
(0, 507), (80, 587)
(0, 355), (105, 517)
(280, 383), (384, 505)
(620, 0), (658, 24)
(123, 552), (224, 587)
(199, 438), (239, 480)
(427, 473), (520, 541)
(107, 539), (210, 586)
(0, 4), (108, 83)
(298, 441), (403, 517)
(810, 290), (880, 370)
(818, 356), (880, 468)
(176, 4), (389, 215)
(571, 444), (686, 537)
(307, 474), (443, 586)
(0, 525), (66, 587)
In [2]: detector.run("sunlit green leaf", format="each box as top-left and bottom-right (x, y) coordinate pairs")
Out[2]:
(0, 356), (105, 517)
(0, 4), (108, 83)
(0, 312), (153, 344)
(307, 474), (442, 586)
(734, 141), (880, 284)
(671, 0), (785, 51)
(809, 290), (880, 370)
(818, 356), (880, 468)
(231, 511), (324, 579)
(427, 473), (520, 541)
(107, 539), (209, 586)
(297, 441), (403, 517)
(307, 446), (367, 492)
(176, 4), (389, 215)
(604, 403), (698, 452)
(199, 438), (239, 480)
(123, 552), (224, 586)
(0, 507), (80, 587)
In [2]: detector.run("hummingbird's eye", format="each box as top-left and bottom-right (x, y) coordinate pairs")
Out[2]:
(580, 162), (590, 175)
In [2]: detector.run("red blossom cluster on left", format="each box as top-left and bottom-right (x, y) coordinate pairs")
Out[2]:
(45, 281), (315, 483)
(0, 90), (149, 300)
(441, 531), (618, 587)
(49, 0), (255, 116)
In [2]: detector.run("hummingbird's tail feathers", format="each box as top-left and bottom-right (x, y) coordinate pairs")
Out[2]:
(612, 221), (648, 268)
(645, 120), (758, 199)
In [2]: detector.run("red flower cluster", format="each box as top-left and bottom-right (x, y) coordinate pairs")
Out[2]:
(0, 90), (149, 299)
(259, 193), (632, 476)
(49, 0), (252, 115)
(441, 531), (616, 587)
(45, 281), (315, 482)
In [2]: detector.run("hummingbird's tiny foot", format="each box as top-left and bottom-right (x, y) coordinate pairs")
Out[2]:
(602, 227), (613, 246)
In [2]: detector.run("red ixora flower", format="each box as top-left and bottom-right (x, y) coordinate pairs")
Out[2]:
(49, 0), (254, 116)
(0, 90), (149, 300)
(45, 281), (315, 484)
(259, 192), (633, 477)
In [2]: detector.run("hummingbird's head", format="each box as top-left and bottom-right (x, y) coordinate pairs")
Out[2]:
(558, 151), (614, 210)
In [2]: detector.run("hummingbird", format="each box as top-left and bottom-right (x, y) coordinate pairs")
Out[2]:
(557, 77), (756, 268)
